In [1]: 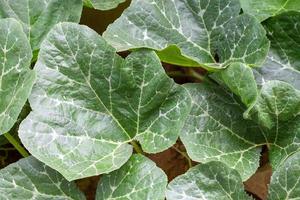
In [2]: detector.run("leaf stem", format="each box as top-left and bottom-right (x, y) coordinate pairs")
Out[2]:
(172, 146), (192, 168)
(3, 133), (29, 158)
(130, 141), (144, 154)
(188, 69), (205, 81)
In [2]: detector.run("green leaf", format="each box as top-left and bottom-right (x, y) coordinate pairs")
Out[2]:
(213, 62), (258, 106)
(83, 0), (125, 10)
(0, 0), (83, 52)
(19, 22), (191, 181)
(0, 156), (85, 200)
(0, 18), (35, 135)
(181, 83), (264, 180)
(96, 154), (167, 200)
(166, 161), (252, 200)
(245, 81), (300, 130)
(255, 11), (300, 90)
(268, 151), (300, 200)
(240, 0), (300, 22)
(103, 0), (269, 70)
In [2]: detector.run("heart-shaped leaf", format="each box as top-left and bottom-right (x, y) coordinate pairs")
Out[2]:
(96, 154), (167, 200)
(83, 0), (125, 10)
(181, 83), (265, 180)
(166, 161), (252, 200)
(0, 0), (82, 53)
(19, 22), (191, 181)
(0, 156), (85, 200)
(0, 18), (35, 135)
(103, 0), (269, 70)
(240, 0), (300, 22)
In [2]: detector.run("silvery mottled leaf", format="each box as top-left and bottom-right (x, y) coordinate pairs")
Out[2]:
(0, 156), (85, 200)
(240, 0), (300, 21)
(19, 22), (191, 181)
(0, 18), (35, 135)
(96, 154), (167, 200)
(83, 0), (125, 10)
(103, 0), (269, 70)
(0, 0), (82, 52)
(181, 83), (264, 180)
(268, 151), (300, 200)
(255, 11), (300, 90)
(166, 161), (252, 200)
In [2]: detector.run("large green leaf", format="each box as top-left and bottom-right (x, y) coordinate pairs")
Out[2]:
(83, 0), (125, 10)
(166, 161), (252, 200)
(96, 154), (167, 200)
(181, 83), (264, 180)
(240, 0), (300, 22)
(0, 18), (35, 135)
(0, 156), (85, 200)
(0, 0), (82, 53)
(103, 0), (269, 70)
(268, 151), (300, 200)
(19, 22), (191, 181)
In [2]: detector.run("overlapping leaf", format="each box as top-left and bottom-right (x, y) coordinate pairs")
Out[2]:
(83, 0), (125, 10)
(0, 0), (82, 53)
(0, 18), (35, 135)
(103, 0), (269, 70)
(96, 154), (167, 200)
(240, 0), (300, 22)
(0, 156), (85, 200)
(166, 161), (252, 200)
(181, 83), (265, 180)
(19, 22), (191, 181)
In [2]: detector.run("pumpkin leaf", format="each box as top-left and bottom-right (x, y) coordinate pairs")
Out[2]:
(83, 0), (125, 10)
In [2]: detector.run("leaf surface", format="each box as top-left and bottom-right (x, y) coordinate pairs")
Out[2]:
(103, 0), (269, 70)
(96, 154), (167, 200)
(240, 0), (300, 21)
(166, 161), (252, 200)
(19, 22), (191, 181)
(83, 0), (125, 10)
(181, 83), (264, 180)
(0, 156), (85, 200)
(0, 0), (82, 52)
(0, 18), (35, 135)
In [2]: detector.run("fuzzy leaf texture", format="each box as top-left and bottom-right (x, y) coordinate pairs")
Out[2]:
(0, 156), (85, 200)
(103, 0), (269, 70)
(96, 154), (167, 200)
(240, 0), (300, 22)
(83, 0), (125, 10)
(0, 0), (83, 53)
(0, 18), (35, 135)
(166, 161), (252, 200)
(181, 83), (265, 180)
(19, 22), (191, 181)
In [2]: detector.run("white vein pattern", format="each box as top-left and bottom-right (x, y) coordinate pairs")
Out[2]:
(0, 156), (85, 200)
(96, 154), (167, 200)
(0, 18), (35, 135)
(166, 161), (252, 200)
(19, 22), (191, 181)
(103, 0), (269, 69)
(0, 0), (82, 51)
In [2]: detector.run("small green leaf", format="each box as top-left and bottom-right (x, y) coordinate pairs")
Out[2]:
(268, 151), (300, 200)
(0, 156), (85, 200)
(240, 0), (300, 21)
(96, 154), (167, 200)
(103, 0), (269, 70)
(19, 22), (191, 181)
(166, 161), (252, 200)
(0, 18), (35, 135)
(83, 0), (125, 10)
(181, 83), (264, 180)
(0, 0), (83, 52)
(214, 62), (258, 106)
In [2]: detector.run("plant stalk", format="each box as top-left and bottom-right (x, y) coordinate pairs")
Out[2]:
(172, 146), (192, 168)
(3, 133), (29, 157)
(130, 141), (144, 154)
